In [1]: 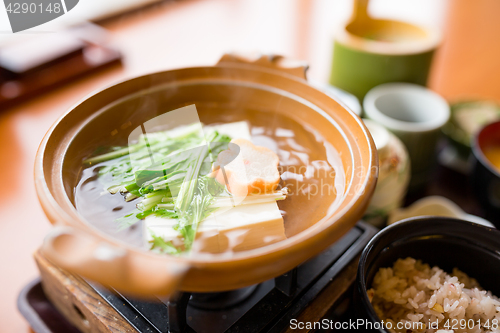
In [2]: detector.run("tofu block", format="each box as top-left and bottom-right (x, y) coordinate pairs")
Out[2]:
(143, 121), (286, 253)
(145, 201), (286, 253)
(214, 138), (280, 196)
(204, 121), (251, 141)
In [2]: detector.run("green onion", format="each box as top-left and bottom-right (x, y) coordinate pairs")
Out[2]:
(85, 125), (231, 253)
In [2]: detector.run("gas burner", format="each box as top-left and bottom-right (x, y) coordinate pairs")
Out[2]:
(189, 285), (258, 310)
(85, 222), (377, 333)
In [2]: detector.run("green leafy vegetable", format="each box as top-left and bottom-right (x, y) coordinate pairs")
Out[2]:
(149, 232), (181, 255)
(85, 124), (231, 253)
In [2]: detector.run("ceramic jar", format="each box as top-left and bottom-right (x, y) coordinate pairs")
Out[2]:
(363, 119), (410, 227)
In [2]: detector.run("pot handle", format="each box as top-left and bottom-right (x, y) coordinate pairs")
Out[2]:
(217, 53), (309, 80)
(41, 226), (190, 297)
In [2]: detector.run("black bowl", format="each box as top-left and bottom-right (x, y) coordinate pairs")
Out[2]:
(355, 217), (500, 332)
(471, 120), (500, 227)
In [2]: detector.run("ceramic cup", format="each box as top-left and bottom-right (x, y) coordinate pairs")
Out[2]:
(364, 83), (450, 190)
(329, 15), (440, 101)
(363, 119), (410, 227)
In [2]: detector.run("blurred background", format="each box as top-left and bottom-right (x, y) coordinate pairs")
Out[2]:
(1, 0), (500, 331)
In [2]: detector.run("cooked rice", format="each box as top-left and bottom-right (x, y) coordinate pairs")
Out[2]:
(368, 257), (500, 333)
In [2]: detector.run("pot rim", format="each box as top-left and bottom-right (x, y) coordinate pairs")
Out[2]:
(35, 64), (378, 266)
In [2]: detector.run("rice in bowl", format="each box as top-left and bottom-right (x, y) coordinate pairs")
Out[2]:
(368, 257), (500, 333)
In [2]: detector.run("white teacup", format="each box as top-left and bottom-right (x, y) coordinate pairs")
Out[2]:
(364, 83), (450, 190)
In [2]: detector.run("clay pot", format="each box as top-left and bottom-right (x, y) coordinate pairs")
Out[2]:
(35, 54), (378, 297)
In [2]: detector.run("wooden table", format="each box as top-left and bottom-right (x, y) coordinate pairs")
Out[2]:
(1, 0), (500, 331)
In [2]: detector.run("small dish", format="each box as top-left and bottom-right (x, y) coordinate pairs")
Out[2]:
(471, 120), (500, 227)
(388, 195), (494, 228)
(442, 100), (500, 159)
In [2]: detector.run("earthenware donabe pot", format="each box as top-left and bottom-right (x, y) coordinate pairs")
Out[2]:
(35, 54), (378, 297)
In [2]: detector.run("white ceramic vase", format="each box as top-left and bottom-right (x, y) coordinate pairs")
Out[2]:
(363, 119), (411, 227)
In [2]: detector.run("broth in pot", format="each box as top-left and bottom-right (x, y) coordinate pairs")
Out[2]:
(74, 106), (345, 255)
